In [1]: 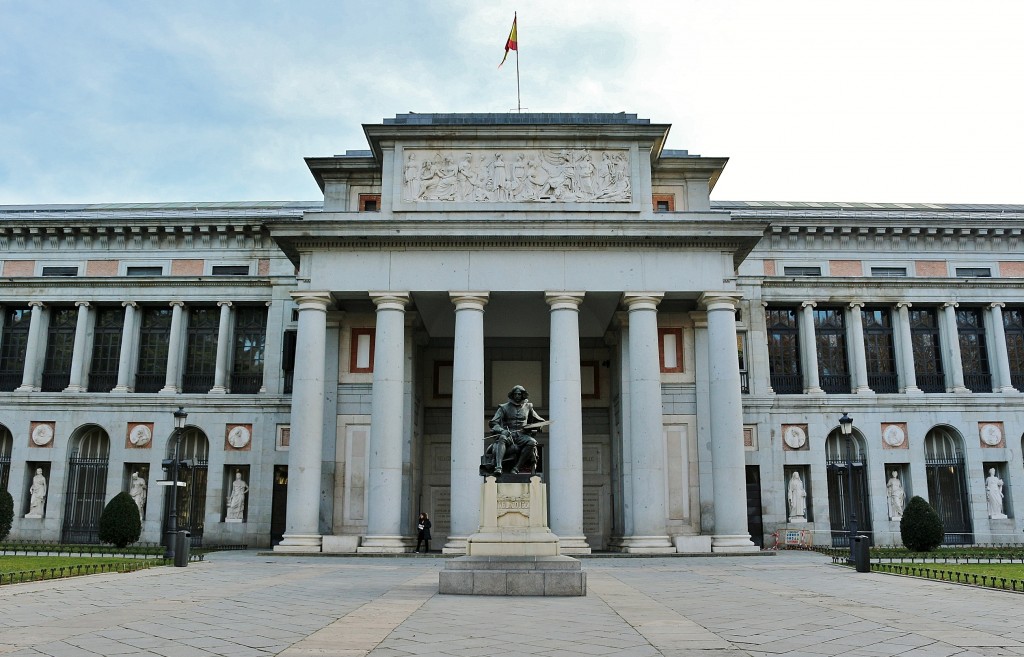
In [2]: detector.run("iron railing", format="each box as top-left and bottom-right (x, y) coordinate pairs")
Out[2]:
(963, 373), (992, 393)
(87, 373), (118, 393)
(181, 373), (214, 394)
(230, 373), (262, 394)
(820, 374), (851, 394)
(867, 372), (899, 393)
(770, 374), (802, 394)
(916, 373), (945, 393)
(134, 373), (164, 393)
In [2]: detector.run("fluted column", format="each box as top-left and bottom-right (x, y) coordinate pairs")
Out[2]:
(895, 302), (921, 393)
(988, 303), (1017, 393)
(444, 293), (488, 554)
(619, 293), (673, 553)
(16, 302), (45, 392)
(112, 302), (138, 393)
(701, 292), (757, 552)
(848, 302), (873, 394)
(64, 302), (91, 392)
(941, 302), (969, 393)
(546, 292), (590, 554)
(359, 292), (410, 552)
(210, 301), (233, 394)
(159, 301), (185, 394)
(800, 301), (823, 394)
(275, 291), (331, 552)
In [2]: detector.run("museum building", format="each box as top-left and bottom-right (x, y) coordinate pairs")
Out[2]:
(1, 113), (1022, 552)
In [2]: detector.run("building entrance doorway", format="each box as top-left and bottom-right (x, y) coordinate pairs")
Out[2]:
(826, 430), (872, 547)
(61, 427), (110, 544)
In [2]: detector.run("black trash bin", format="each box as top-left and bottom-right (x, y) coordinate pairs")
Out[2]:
(852, 535), (870, 572)
(174, 531), (191, 567)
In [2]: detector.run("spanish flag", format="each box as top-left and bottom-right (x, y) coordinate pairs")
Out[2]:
(499, 13), (517, 68)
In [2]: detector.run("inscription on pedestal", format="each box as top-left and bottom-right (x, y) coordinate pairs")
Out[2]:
(583, 487), (601, 537)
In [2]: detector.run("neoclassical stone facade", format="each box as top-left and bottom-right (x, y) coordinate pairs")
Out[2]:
(0, 113), (1022, 552)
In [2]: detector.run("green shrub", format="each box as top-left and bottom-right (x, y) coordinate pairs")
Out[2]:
(0, 489), (14, 541)
(98, 492), (142, 548)
(900, 495), (944, 552)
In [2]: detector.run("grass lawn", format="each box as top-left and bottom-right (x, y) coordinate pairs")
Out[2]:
(0, 555), (164, 583)
(909, 563), (1024, 580)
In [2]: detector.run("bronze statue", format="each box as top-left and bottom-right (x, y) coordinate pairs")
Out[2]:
(480, 385), (547, 477)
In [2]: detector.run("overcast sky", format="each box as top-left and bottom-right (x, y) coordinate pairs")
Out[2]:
(1, 1), (1022, 205)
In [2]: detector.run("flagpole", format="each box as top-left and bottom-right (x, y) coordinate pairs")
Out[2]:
(515, 48), (521, 112)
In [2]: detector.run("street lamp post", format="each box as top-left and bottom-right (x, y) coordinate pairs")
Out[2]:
(838, 412), (858, 562)
(164, 406), (188, 561)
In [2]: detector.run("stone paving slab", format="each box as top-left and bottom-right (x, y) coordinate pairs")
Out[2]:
(1, 551), (1024, 656)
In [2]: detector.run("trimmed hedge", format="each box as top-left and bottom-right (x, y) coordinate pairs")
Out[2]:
(900, 495), (944, 552)
(98, 492), (142, 548)
(0, 489), (13, 541)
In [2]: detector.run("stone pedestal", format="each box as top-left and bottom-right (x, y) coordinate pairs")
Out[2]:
(440, 476), (585, 596)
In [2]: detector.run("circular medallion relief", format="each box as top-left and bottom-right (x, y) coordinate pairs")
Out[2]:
(129, 424), (152, 447)
(31, 423), (53, 446)
(783, 426), (807, 449)
(227, 425), (251, 449)
(883, 425), (906, 447)
(981, 423), (1003, 447)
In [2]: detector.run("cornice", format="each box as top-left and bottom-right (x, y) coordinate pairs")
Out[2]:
(0, 276), (276, 291)
(0, 222), (275, 253)
(758, 223), (1022, 253)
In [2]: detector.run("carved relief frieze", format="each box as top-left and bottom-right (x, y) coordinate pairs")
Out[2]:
(401, 148), (631, 204)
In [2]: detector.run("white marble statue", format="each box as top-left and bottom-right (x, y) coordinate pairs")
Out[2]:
(787, 472), (807, 522)
(129, 471), (147, 520)
(986, 468), (1007, 519)
(402, 148), (632, 203)
(886, 470), (906, 520)
(26, 468), (47, 517)
(226, 471), (249, 521)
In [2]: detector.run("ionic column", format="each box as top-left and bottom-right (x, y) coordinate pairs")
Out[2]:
(159, 301), (185, 394)
(800, 301), (824, 394)
(619, 294), (673, 552)
(112, 302), (138, 393)
(546, 292), (590, 554)
(64, 302), (91, 392)
(701, 292), (757, 552)
(359, 292), (410, 552)
(848, 302), (873, 394)
(16, 302), (45, 392)
(444, 293), (488, 554)
(988, 303), (1017, 393)
(895, 303), (921, 393)
(275, 291), (331, 552)
(209, 301), (233, 394)
(941, 302), (969, 393)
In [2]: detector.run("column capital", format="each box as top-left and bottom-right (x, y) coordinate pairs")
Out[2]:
(990, 302), (1006, 310)
(622, 293), (663, 311)
(217, 300), (233, 308)
(122, 300), (138, 309)
(545, 291), (585, 310)
(942, 301), (959, 309)
(896, 301), (913, 310)
(800, 300), (817, 309)
(74, 301), (90, 309)
(699, 291), (742, 311)
(449, 292), (489, 311)
(848, 301), (865, 310)
(369, 292), (410, 311)
(28, 301), (45, 309)
(290, 291), (333, 311)
(688, 310), (708, 328)
(169, 301), (185, 309)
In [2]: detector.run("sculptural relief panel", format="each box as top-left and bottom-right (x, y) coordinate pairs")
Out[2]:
(401, 148), (632, 203)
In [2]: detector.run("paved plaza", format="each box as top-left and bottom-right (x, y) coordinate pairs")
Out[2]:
(1, 550), (1023, 657)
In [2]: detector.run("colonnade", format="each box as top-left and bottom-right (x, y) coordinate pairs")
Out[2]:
(792, 301), (1019, 395)
(2, 300), (268, 394)
(278, 289), (755, 554)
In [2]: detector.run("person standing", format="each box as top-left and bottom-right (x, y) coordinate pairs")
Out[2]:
(415, 512), (432, 553)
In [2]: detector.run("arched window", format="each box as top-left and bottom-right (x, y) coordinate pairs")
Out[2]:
(825, 428), (871, 547)
(924, 426), (972, 544)
(164, 427), (209, 544)
(62, 426), (111, 543)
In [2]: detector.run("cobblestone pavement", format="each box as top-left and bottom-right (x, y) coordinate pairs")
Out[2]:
(1, 550), (1022, 657)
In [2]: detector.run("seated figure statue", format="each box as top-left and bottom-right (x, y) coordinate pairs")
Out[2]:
(480, 385), (547, 477)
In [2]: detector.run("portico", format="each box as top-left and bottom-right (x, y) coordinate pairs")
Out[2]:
(270, 113), (764, 554)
